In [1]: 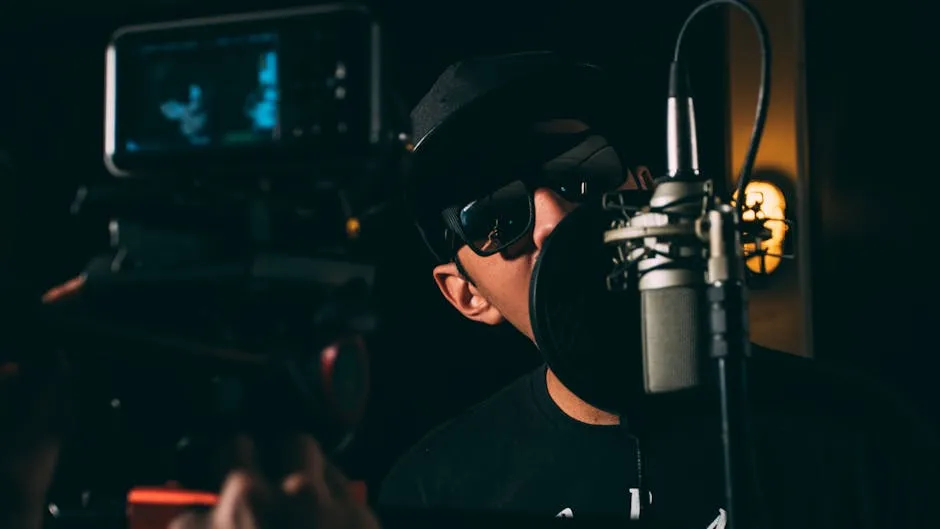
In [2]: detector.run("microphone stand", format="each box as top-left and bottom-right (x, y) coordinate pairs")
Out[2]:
(673, 1), (771, 526)
(703, 202), (757, 529)
(600, 0), (771, 523)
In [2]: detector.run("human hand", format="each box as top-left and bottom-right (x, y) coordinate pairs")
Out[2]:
(169, 435), (380, 529)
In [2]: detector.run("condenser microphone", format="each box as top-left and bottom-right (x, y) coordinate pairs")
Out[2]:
(629, 60), (710, 394)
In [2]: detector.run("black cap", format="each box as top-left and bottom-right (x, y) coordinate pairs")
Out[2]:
(405, 51), (618, 262)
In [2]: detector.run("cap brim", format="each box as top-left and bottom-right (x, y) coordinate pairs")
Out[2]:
(407, 62), (614, 198)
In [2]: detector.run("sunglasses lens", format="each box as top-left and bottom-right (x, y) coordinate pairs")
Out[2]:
(458, 180), (531, 255)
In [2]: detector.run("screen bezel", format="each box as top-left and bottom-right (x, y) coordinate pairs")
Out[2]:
(104, 4), (382, 178)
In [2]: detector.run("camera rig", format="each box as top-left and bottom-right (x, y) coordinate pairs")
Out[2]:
(37, 4), (409, 527)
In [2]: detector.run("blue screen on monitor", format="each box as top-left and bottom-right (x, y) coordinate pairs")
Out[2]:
(120, 32), (281, 153)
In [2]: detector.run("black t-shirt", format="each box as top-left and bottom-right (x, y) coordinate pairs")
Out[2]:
(378, 348), (938, 528)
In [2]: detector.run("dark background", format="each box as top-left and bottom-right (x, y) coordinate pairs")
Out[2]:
(1, 0), (935, 505)
(802, 0), (938, 423)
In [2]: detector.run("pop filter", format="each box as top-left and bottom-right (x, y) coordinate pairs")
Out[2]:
(529, 200), (647, 414)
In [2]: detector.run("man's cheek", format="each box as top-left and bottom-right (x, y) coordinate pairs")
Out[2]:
(617, 169), (635, 191)
(638, 166), (654, 189)
(617, 166), (655, 192)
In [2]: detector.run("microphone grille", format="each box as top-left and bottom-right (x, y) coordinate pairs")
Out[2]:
(640, 287), (703, 394)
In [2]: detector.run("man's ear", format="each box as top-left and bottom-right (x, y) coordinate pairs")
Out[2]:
(432, 262), (505, 326)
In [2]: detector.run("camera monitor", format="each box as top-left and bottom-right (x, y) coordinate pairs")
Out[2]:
(104, 4), (382, 177)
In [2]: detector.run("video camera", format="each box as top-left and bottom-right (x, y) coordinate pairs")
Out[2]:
(36, 4), (408, 524)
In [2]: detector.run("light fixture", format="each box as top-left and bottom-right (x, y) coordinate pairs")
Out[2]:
(733, 180), (790, 275)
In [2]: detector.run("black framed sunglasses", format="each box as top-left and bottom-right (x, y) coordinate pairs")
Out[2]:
(441, 165), (629, 257)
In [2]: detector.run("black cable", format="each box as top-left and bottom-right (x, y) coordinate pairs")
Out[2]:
(671, 2), (773, 528)
(673, 0), (772, 221)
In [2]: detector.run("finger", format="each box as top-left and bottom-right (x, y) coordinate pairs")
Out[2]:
(282, 468), (374, 529)
(280, 435), (334, 506)
(210, 471), (262, 529)
(209, 434), (279, 529)
(205, 434), (256, 490)
(280, 440), (381, 529)
(279, 472), (321, 529)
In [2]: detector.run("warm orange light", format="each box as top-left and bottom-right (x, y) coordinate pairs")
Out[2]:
(127, 488), (218, 506)
(346, 217), (362, 239)
(126, 482), (367, 508)
(733, 180), (788, 275)
(41, 275), (86, 304)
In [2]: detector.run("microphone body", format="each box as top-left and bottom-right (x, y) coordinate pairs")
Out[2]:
(629, 181), (709, 394)
(636, 61), (709, 394)
(603, 2), (772, 524)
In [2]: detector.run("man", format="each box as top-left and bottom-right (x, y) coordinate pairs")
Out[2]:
(1, 52), (935, 529)
(377, 52), (939, 528)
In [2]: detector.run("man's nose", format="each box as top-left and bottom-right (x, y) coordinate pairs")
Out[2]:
(531, 187), (575, 250)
